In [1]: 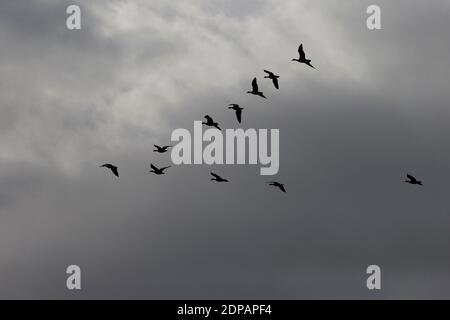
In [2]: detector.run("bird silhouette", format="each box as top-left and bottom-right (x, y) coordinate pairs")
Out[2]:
(228, 104), (243, 123)
(292, 44), (315, 69)
(100, 164), (119, 177)
(267, 181), (286, 192)
(263, 70), (280, 89)
(154, 145), (171, 153)
(405, 174), (423, 186)
(149, 164), (171, 175)
(202, 115), (221, 130)
(210, 172), (229, 182)
(247, 78), (266, 99)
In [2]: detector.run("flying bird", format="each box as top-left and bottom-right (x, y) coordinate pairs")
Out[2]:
(100, 164), (119, 177)
(202, 115), (221, 130)
(247, 77), (266, 99)
(149, 164), (171, 175)
(263, 70), (280, 89)
(292, 44), (315, 69)
(405, 174), (423, 186)
(210, 172), (229, 182)
(228, 104), (243, 123)
(267, 181), (286, 192)
(153, 145), (171, 153)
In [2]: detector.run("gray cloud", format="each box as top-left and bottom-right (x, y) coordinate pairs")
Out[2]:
(1, 0), (450, 299)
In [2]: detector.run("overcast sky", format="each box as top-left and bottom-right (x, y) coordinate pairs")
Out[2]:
(1, 0), (450, 299)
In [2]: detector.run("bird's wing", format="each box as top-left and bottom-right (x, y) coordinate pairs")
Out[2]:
(264, 70), (272, 76)
(298, 44), (305, 60)
(111, 167), (119, 177)
(236, 108), (242, 123)
(210, 172), (221, 179)
(204, 115), (213, 122)
(161, 166), (171, 171)
(150, 164), (158, 171)
(214, 124), (221, 130)
(406, 174), (416, 181)
(272, 77), (279, 89)
(163, 145), (171, 149)
(279, 184), (286, 192)
(154, 144), (160, 149)
(251, 77), (258, 91)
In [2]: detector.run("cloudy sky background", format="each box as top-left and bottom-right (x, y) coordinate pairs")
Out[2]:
(1, 0), (450, 299)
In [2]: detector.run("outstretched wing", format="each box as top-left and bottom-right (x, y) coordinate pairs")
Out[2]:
(272, 77), (279, 89)
(210, 172), (221, 179)
(278, 184), (286, 192)
(251, 77), (258, 91)
(160, 166), (171, 172)
(298, 44), (305, 60)
(204, 115), (213, 123)
(111, 166), (119, 177)
(236, 108), (242, 123)
(406, 174), (416, 182)
(150, 164), (158, 171)
(264, 69), (273, 77)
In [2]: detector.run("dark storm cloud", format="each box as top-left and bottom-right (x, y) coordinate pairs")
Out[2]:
(1, 0), (450, 299)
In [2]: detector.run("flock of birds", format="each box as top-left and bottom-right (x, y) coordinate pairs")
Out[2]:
(100, 44), (424, 192)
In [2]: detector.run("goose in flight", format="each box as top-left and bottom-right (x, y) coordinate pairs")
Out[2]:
(247, 78), (266, 99)
(210, 172), (229, 182)
(228, 104), (243, 123)
(263, 70), (280, 89)
(154, 145), (171, 153)
(292, 44), (315, 69)
(267, 181), (286, 192)
(405, 174), (423, 186)
(100, 164), (119, 177)
(202, 115), (221, 130)
(149, 164), (171, 175)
